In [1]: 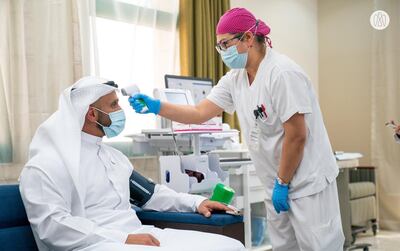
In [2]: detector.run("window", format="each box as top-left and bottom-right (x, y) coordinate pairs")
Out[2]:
(95, 0), (179, 140)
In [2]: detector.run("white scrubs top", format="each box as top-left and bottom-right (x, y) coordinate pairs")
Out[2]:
(207, 49), (339, 199)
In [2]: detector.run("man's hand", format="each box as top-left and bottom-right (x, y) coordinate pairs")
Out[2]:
(125, 233), (160, 246)
(197, 199), (232, 217)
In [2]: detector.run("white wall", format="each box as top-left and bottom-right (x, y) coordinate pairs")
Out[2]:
(231, 0), (374, 165)
(230, 0), (319, 92)
(318, 0), (373, 165)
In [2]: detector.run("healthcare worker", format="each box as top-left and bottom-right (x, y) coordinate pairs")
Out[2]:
(130, 8), (345, 251)
(19, 77), (245, 251)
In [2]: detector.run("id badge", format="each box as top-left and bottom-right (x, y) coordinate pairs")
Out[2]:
(249, 122), (261, 151)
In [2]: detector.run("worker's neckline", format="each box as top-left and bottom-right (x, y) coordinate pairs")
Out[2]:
(246, 48), (272, 89)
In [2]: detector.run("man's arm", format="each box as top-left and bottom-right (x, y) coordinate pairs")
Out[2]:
(278, 113), (307, 184)
(128, 170), (202, 211)
(142, 184), (232, 217)
(142, 184), (207, 212)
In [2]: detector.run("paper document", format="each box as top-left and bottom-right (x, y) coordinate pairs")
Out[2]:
(335, 152), (363, 161)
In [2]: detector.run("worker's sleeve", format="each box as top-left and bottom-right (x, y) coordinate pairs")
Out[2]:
(19, 167), (129, 250)
(142, 184), (207, 213)
(394, 134), (400, 143)
(206, 71), (236, 115)
(270, 70), (313, 123)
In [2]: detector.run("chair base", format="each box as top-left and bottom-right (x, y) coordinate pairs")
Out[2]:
(346, 243), (371, 251)
(351, 219), (378, 244)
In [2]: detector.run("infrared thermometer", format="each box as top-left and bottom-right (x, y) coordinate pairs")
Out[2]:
(121, 85), (149, 113)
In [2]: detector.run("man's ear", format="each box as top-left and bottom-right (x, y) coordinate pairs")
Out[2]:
(86, 107), (97, 123)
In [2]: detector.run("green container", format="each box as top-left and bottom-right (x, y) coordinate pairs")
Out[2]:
(210, 183), (235, 205)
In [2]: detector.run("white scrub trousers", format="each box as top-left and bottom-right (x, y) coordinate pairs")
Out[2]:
(265, 180), (345, 251)
(81, 227), (245, 251)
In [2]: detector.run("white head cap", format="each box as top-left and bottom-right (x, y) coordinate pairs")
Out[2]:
(24, 76), (117, 204)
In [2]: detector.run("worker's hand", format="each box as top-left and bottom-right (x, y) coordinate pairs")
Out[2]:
(129, 94), (161, 115)
(125, 233), (160, 246)
(272, 178), (290, 214)
(197, 199), (232, 217)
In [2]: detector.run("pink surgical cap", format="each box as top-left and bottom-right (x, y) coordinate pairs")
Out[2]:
(216, 8), (271, 37)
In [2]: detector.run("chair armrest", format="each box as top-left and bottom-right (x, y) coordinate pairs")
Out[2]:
(135, 210), (243, 226)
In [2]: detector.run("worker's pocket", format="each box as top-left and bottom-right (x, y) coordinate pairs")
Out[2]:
(264, 199), (288, 222)
(257, 117), (281, 137)
(310, 214), (344, 251)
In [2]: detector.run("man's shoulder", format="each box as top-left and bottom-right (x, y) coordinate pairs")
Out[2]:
(101, 143), (132, 165)
(25, 151), (68, 176)
(21, 157), (73, 194)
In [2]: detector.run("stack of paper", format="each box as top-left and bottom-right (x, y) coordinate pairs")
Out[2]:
(334, 152), (363, 161)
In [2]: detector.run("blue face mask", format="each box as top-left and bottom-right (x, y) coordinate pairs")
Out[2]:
(93, 107), (126, 138)
(219, 21), (259, 69)
(220, 45), (248, 69)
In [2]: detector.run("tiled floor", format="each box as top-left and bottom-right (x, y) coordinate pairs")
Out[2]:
(353, 230), (400, 251)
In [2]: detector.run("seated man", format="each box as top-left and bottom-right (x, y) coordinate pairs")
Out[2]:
(19, 77), (245, 251)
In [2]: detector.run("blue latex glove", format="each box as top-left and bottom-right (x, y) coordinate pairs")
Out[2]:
(272, 178), (290, 214)
(128, 93), (161, 115)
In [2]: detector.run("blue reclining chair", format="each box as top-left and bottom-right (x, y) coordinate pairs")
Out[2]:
(0, 185), (38, 251)
(0, 184), (244, 250)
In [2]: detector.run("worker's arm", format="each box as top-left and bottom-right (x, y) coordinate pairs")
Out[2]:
(277, 113), (307, 183)
(129, 94), (223, 124)
(271, 113), (307, 214)
(159, 99), (223, 124)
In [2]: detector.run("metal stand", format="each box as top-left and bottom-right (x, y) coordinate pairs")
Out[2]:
(192, 134), (201, 156)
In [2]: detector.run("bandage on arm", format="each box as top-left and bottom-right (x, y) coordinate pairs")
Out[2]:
(129, 170), (156, 207)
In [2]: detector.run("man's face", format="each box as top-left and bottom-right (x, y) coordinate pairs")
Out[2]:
(91, 91), (121, 128)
